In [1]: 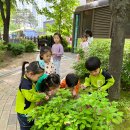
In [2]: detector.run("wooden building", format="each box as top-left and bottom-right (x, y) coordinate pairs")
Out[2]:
(72, 0), (130, 51)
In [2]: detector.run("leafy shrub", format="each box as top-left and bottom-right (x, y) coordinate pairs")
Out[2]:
(114, 97), (130, 129)
(29, 89), (123, 130)
(20, 39), (36, 52)
(39, 35), (68, 51)
(38, 35), (53, 47)
(0, 40), (7, 50)
(121, 42), (130, 88)
(73, 39), (130, 89)
(62, 37), (69, 50)
(0, 40), (7, 62)
(73, 39), (110, 78)
(8, 43), (25, 56)
(0, 51), (5, 62)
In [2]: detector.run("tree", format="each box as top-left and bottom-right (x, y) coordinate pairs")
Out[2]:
(0, 0), (11, 43)
(39, 0), (79, 36)
(11, 9), (38, 29)
(108, 0), (130, 100)
(0, 0), (35, 43)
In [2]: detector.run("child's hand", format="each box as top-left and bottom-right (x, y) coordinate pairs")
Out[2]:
(52, 52), (56, 55)
(80, 84), (86, 90)
(40, 92), (49, 100)
(48, 90), (55, 97)
(45, 95), (49, 100)
(36, 101), (43, 106)
(72, 90), (77, 96)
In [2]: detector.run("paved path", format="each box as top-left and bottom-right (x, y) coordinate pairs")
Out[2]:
(0, 52), (76, 130)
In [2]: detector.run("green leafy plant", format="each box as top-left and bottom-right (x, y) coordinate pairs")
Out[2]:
(0, 40), (7, 62)
(20, 39), (36, 52)
(8, 43), (25, 56)
(114, 97), (130, 130)
(29, 89), (123, 130)
(73, 39), (130, 89)
(121, 42), (130, 88)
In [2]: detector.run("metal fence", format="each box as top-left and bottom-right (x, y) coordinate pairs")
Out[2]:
(9, 36), (54, 49)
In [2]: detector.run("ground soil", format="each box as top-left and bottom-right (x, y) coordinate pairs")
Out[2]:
(0, 52), (38, 70)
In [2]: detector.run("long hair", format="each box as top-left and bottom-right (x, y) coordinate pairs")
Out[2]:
(21, 61), (44, 78)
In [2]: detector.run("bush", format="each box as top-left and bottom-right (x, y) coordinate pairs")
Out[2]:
(20, 39), (36, 52)
(39, 35), (69, 51)
(29, 89), (123, 130)
(121, 42), (130, 88)
(0, 51), (5, 62)
(73, 38), (130, 89)
(8, 43), (25, 56)
(0, 40), (7, 62)
(73, 39), (110, 78)
(0, 40), (7, 50)
(38, 35), (53, 47)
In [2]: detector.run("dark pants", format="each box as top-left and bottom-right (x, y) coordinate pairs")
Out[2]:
(17, 113), (34, 130)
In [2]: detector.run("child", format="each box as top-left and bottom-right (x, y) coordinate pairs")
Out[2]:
(77, 34), (89, 61)
(85, 30), (93, 44)
(60, 73), (80, 97)
(36, 46), (56, 75)
(35, 73), (60, 106)
(80, 34), (89, 52)
(51, 32), (64, 75)
(83, 56), (115, 92)
(36, 73), (60, 94)
(15, 61), (49, 130)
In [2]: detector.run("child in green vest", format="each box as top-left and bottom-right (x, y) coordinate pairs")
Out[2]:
(15, 61), (49, 130)
(83, 56), (115, 92)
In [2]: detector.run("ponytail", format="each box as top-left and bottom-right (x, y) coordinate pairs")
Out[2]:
(21, 61), (29, 78)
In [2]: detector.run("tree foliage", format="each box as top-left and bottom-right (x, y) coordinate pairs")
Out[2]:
(10, 9), (38, 30)
(0, 0), (36, 43)
(39, 0), (79, 36)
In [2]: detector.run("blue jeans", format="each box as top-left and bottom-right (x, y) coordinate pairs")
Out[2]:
(17, 113), (34, 130)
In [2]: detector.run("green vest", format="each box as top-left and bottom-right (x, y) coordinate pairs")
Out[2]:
(84, 69), (115, 92)
(15, 75), (41, 114)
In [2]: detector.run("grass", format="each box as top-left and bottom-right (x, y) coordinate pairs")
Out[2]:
(114, 90), (130, 130)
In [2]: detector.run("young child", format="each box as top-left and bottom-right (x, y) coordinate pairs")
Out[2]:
(36, 73), (60, 93)
(60, 73), (80, 97)
(36, 46), (56, 75)
(77, 34), (89, 61)
(51, 32), (64, 75)
(80, 34), (89, 52)
(15, 61), (49, 130)
(83, 56), (115, 92)
(85, 30), (93, 44)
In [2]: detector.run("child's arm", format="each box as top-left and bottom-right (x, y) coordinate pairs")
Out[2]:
(56, 45), (64, 56)
(100, 76), (115, 91)
(83, 74), (91, 87)
(21, 89), (46, 102)
(100, 71), (115, 91)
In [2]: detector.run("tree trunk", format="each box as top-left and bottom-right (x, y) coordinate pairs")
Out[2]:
(108, 0), (128, 100)
(3, 19), (10, 43)
(0, 0), (11, 44)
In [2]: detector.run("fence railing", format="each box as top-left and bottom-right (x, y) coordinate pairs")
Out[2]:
(9, 36), (54, 49)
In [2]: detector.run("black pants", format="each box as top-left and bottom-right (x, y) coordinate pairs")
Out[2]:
(17, 113), (34, 130)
